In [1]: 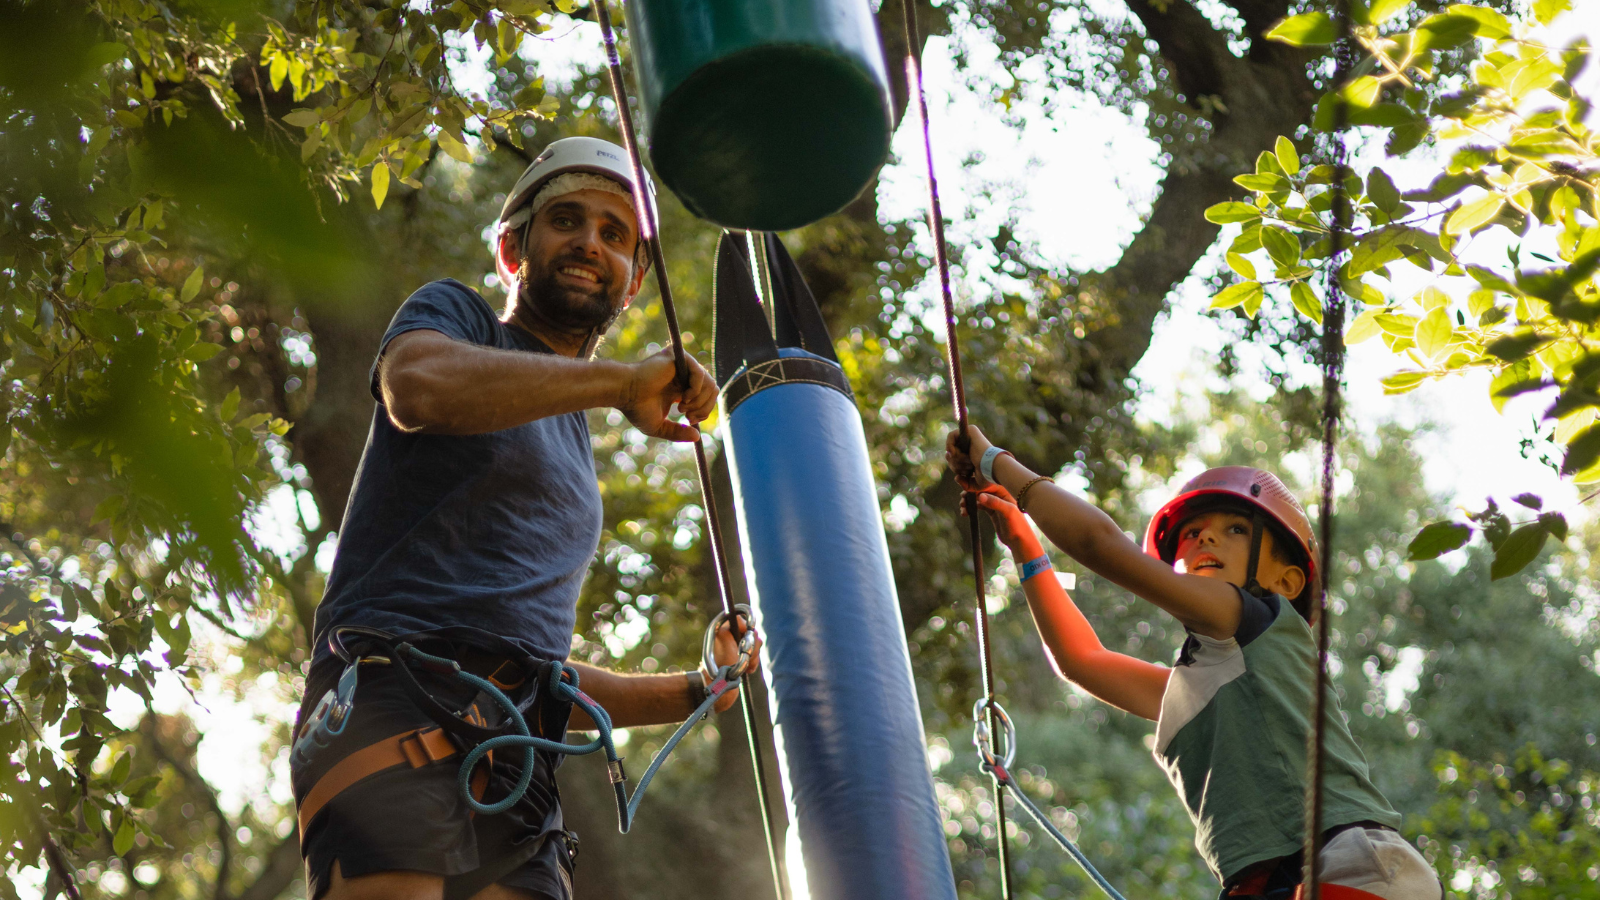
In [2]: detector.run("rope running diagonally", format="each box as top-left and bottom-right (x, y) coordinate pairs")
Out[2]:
(1306, 0), (1357, 896)
(898, 1), (1015, 896)
(591, 4), (789, 899)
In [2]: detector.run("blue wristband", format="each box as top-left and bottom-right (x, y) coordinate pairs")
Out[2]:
(980, 445), (1010, 484)
(1020, 555), (1052, 582)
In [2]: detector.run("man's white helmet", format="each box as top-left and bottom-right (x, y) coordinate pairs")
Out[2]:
(497, 136), (656, 236)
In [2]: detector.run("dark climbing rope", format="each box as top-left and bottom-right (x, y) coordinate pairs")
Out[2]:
(1306, 1), (1356, 896)
(899, 0), (1014, 895)
(593, 3), (789, 897)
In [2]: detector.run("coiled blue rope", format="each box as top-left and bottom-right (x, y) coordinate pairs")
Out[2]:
(400, 645), (737, 832)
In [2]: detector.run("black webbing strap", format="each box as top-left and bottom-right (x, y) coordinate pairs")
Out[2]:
(594, 5), (788, 898)
(713, 232), (854, 413)
(761, 234), (840, 364)
(1242, 511), (1266, 598)
(1306, 0), (1356, 896)
(899, 0), (1014, 895)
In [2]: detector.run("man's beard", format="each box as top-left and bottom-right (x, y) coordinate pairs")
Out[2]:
(518, 253), (625, 336)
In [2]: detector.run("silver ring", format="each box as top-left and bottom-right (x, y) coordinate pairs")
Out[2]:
(971, 697), (1016, 770)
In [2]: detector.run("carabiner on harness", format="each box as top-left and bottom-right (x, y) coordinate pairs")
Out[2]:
(293, 659), (367, 767)
(703, 604), (760, 683)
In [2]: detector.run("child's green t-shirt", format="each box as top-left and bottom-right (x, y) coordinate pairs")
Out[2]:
(1151, 588), (1400, 884)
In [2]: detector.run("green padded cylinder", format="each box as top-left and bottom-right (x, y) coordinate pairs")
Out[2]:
(623, 0), (892, 231)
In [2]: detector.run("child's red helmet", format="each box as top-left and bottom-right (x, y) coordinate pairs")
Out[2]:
(1143, 467), (1317, 585)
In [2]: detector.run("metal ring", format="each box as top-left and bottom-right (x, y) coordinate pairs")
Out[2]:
(971, 697), (1016, 770)
(703, 605), (759, 680)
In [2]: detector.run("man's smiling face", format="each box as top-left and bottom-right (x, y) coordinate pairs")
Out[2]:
(514, 188), (642, 337)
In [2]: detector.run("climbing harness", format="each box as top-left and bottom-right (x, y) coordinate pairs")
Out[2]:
(593, 3), (789, 897)
(293, 615), (757, 839)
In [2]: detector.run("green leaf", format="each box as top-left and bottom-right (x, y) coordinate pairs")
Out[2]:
(1506, 130), (1581, 159)
(372, 160), (391, 210)
(114, 817), (136, 855)
(1415, 307), (1453, 359)
(1226, 253), (1256, 280)
(1532, 0), (1571, 25)
(1417, 287), (1450, 312)
(1235, 173), (1291, 194)
(1205, 202), (1261, 224)
(437, 128), (474, 164)
(1407, 521), (1472, 560)
(220, 387), (241, 423)
(1267, 12), (1336, 46)
(1485, 331), (1551, 362)
(1406, 172), (1478, 203)
(181, 266), (204, 303)
(1211, 281), (1264, 311)
(1445, 193), (1505, 235)
(1376, 312), (1419, 336)
(1368, 169), (1400, 213)
(1262, 227), (1301, 267)
(1274, 136), (1300, 176)
(1368, 0), (1413, 25)
(184, 342), (224, 362)
(1290, 282), (1323, 324)
(1343, 76), (1384, 110)
(109, 749), (133, 786)
(1490, 523), (1548, 580)
(1446, 4), (1513, 40)
(1417, 13), (1482, 49)
(1381, 371), (1429, 394)
(1346, 309), (1382, 344)
(1511, 492), (1543, 510)
(1561, 424), (1600, 477)
(283, 109), (320, 128)
(1538, 511), (1568, 541)
(1489, 361), (1551, 412)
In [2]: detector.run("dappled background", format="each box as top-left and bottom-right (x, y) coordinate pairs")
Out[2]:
(2, 0), (1597, 899)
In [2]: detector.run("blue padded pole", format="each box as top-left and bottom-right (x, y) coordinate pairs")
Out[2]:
(714, 232), (954, 900)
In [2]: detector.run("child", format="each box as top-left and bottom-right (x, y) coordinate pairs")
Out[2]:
(946, 426), (1442, 900)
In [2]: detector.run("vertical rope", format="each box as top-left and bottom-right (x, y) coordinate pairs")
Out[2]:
(899, 1), (1013, 895)
(1305, 0), (1355, 895)
(593, 5), (788, 899)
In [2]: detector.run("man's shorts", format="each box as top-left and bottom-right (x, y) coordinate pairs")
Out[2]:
(1225, 825), (1442, 900)
(291, 657), (576, 900)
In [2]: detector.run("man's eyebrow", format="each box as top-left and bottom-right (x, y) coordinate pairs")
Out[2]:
(543, 199), (635, 234)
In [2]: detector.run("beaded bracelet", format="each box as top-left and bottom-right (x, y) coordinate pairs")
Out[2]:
(1015, 475), (1054, 513)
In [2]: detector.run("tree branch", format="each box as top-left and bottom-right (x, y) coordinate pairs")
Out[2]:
(141, 716), (234, 900)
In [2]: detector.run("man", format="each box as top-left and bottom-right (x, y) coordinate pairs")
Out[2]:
(291, 137), (751, 900)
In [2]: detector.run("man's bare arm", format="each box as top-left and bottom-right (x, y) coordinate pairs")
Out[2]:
(380, 329), (716, 438)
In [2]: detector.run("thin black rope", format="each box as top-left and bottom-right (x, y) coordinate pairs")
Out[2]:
(1305, 0), (1355, 895)
(899, 1), (1013, 896)
(593, 5), (788, 899)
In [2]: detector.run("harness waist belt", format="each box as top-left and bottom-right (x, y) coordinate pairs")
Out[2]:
(297, 726), (486, 839)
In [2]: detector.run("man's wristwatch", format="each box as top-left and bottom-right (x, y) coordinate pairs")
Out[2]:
(686, 670), (711, 711)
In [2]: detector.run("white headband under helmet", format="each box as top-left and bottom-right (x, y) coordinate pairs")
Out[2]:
(496, 136), (655, 237)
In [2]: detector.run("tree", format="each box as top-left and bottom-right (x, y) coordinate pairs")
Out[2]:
(0, 0), (1566, 896)
(1206, 0), (1596, 577)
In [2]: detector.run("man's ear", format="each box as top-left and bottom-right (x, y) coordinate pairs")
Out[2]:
(495, 228), (522, 288)
(623, 251), (648, 308)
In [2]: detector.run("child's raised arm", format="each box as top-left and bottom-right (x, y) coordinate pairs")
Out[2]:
(970, 487), (1169, 720)
(947, 426), (1243, 641)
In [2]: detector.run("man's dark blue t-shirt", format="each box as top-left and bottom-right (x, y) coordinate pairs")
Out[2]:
(312, 279), (603, 665)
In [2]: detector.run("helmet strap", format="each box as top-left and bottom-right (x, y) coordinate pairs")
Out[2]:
(1242, 511), (1267, 598)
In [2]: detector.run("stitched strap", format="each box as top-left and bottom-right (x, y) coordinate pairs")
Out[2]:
(297, 727), (461, 838)
(721, 356), (854, 415)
